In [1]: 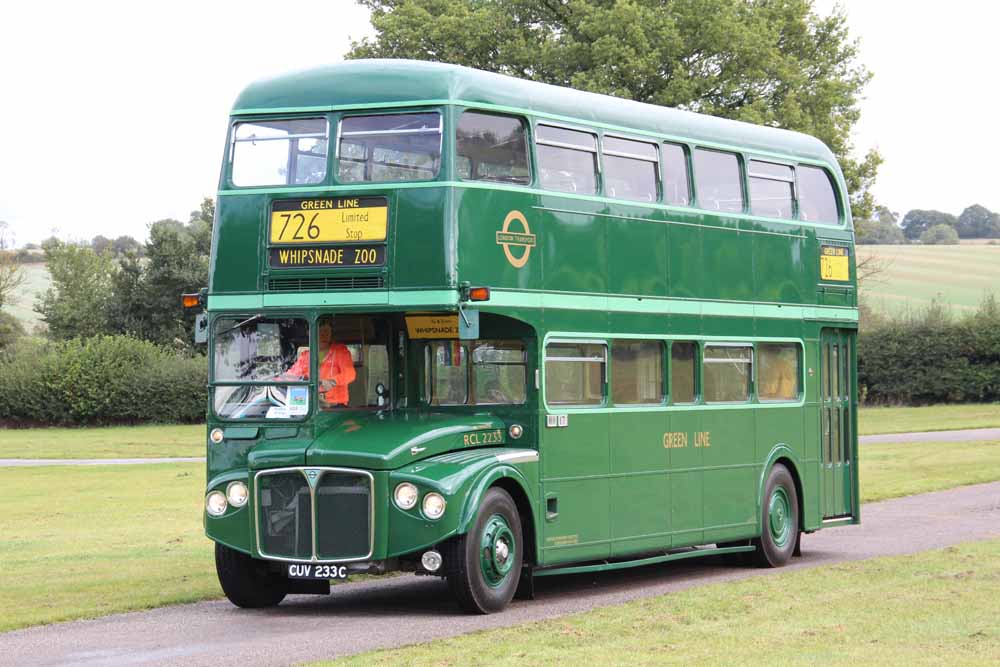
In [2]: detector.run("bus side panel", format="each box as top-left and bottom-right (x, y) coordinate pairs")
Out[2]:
(609, 409), (670, 557)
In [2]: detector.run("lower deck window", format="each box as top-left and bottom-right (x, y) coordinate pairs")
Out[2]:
(704, 345), (753, 403)
(545, 342), (606, 405)
(612, 340), (664, 404)
(758, 343), (801, 401)
(424, 340), (526, 406)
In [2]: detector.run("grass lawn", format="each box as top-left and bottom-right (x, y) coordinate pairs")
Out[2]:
(317, 539), (1000, 666)
(858, 403), (1000, 435)
(0, 462), (218, 632)
(0, 424), (204, 459)
(861, 439), (1000, 502)
(857, 244), (1000, 315)
(1, 436), (998, 634)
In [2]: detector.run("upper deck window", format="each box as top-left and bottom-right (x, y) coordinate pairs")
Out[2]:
(536, 125), (598, 195)
(230, 118), (328, 187)
(662, 143), (691, 206)
(798, 165), (840, 225)
(337, 112), (441, 183)
(749, 160), (795, 219)
(456, 112), (530, 185)
(694, 148), (743, 213)
(603, 137), (658, 203)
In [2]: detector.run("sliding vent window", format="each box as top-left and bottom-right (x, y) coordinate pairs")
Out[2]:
(694, 149), (743, 213)
(536, 125), (598, 194)
(338, 112), (441, 183)
(612, 340), (664, 405)
(231, 118), (328, 187)
(603, 137), (658, 202)
(545, 342), (606, 405)
(704, 345), (753, 403)
(671, 341), (698, 404)
(749, 160), (795, 219)
(663, 143), (690, 205)
(798, 165), (840, 224)
(456, 112), (530, 184)
(759, 343), (801, 401)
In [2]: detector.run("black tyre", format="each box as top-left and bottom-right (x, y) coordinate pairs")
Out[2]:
(215, 543), (288, 608)
(753, 464), (800, 567)
(445, 487), (523, 614)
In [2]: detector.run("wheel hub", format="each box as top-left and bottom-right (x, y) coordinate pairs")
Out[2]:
(479, 514), (516, 588)
(768, 487), (792, 548)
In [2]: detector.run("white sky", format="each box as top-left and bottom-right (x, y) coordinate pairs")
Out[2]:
(1, 0), (996, 247)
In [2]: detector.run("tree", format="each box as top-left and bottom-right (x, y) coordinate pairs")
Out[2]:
(0, 250), (25, 308)
(35, 240), (115, 339)
(856, 205), (904, 244)
(900, 209), (957, 241)
(349, 0), (882, 220)
(955, 204), (1000, 239)
(112, 235), (143, 257)
(919, 223), (959, 245)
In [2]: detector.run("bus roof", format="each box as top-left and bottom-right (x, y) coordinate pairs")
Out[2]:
(232, 59), (838, 165)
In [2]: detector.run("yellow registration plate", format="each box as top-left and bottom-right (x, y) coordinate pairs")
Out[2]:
(270, 197), (388, 244)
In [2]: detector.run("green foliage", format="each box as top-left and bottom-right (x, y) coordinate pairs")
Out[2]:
(0, 335), (206, 426)
(858, 296), (1000, 405)
(35, 198), (212, 347)
(955, 204), (1000, 239)
(34, 240), (114, 339)
(919, 223), (959, 245)
(0, 250), (25, 308)
(350, 0), (881, 220)
(856, 216), (904, 244)
(0, 310), (26, 353)
(900, 209), (957, 240)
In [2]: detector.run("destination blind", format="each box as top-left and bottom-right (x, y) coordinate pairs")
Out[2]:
(269, 196), (388, 244)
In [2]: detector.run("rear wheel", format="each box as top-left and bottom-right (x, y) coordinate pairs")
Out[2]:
(753, 464), (799, 567)
(215, 543), (288, 608)
(446, 487), (523, 614)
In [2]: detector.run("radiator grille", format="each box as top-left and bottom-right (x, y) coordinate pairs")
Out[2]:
(316, 473), (372, 560)
(267, 276), (385, 292)
(255, 467), (373, 562)
(257, 472), (312, 560)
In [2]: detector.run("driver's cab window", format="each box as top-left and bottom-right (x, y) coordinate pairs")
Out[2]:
(315, 315), (390, 410)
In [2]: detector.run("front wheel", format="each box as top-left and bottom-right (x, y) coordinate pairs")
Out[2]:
(215, 543), (288, 608)
(446, 487), (523, 614)
(753, 464), (799, 567)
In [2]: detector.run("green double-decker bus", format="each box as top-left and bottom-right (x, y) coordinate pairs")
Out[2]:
(201, 60), (858, 614)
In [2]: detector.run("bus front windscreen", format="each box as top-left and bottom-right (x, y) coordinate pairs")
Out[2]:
(212, 316), (311, 420)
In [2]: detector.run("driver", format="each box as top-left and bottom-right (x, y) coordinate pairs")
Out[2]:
(284, 322), (356, 406)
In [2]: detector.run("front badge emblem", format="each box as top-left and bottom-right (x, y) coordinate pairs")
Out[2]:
(495, 210), (536, 268)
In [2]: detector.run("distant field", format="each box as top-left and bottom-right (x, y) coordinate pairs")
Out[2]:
(857, 244), (1000, 315)
(0, 424), (204, 459)
(4, 263), (49, 331)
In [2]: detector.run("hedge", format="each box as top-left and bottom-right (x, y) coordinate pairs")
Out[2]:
(0, 335), (206, 426)
(858, 299), (1000, 405)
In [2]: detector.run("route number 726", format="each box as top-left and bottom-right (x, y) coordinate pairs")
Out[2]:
(276, 212), (320, 241)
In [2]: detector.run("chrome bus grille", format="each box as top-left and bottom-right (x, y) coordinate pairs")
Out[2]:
(255, 467), (373, 562)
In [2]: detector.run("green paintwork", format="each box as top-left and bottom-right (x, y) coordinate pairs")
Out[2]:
(533, 544), (756, 577)
(203, 60), (859, 579)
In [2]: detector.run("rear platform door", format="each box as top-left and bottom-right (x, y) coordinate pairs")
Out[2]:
(820, 329), (855, 519)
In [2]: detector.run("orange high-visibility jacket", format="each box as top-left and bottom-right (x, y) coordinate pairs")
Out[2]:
(284, 343), (356, 405)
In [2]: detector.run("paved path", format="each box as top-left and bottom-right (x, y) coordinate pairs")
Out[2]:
(1, 482), (997, 667)
(0, 457), (205, 467)
(859, 427), (1000, 444)
(1, 427), (997, 469)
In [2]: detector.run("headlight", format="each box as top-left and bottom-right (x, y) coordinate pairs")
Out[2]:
(206, 490), (227, 516)
(209, 428), (224, 444)
(226, 481), (248, 508)
(394, 482), (419, 510)
(422, 492), (446, 520)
